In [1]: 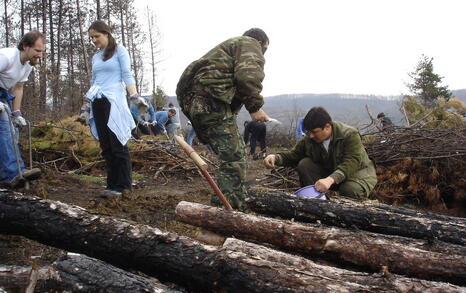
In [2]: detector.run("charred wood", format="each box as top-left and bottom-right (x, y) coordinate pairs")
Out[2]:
(0, 253), (179, 292)
(176, 201), (466, 284)
(223, 238), (465, 293)
(246, 188), (466, 245)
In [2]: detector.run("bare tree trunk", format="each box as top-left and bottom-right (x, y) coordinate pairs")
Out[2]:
(75, 0), (90, 79)
(55, 0), (63, 111)
(4, 0), (9, 47)
(39, 0), (47, 118)
(20, 0), (24, 36)
(147, 7), (156, 94)
(119, 1), (126, 46)
(96, 0), (101, 20)
(176, 201), (466, 285)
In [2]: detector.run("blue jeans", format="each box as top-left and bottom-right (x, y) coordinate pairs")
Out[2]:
(0, 99), (25, 182)
(186, 127), (197, 146)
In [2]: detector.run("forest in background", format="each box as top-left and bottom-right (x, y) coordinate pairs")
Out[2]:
(1, 0), (160, 122)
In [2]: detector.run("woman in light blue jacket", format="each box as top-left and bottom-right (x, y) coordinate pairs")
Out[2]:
(85, 20), (141, 197)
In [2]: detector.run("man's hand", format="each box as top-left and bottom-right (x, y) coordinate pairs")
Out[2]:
(250, 109), (270, 122)
(11, 110), (27, 127)
(263, 154), (277, 169)
(314, 176), (335, 192)
(0, 102), (6, 112)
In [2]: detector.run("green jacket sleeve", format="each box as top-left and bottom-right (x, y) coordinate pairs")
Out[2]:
(234, 38), (265, 113)
(276, 139), (307, 167)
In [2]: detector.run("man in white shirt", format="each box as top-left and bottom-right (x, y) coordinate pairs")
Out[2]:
(0, 30), (45, 188)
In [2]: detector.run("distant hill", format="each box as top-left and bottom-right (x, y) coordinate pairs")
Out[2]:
(168, 89), (466, 131)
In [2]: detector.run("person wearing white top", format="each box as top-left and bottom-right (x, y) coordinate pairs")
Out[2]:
(0, 30), (45, 187)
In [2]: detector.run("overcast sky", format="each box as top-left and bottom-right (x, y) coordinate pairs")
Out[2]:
(135, 0), (466, 97)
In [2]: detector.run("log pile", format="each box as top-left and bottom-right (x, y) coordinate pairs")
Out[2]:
(1, 191), (465, 292)
(0, 193), (466, 292)
(175, 201), (466, 284)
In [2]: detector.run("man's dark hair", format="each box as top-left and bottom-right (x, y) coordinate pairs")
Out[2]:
(303, 107), (332, 132)
(88, 20), (117, 61)
(243, 28), (269, 44)
(17, 30), (45, 51)
(168, 103), (174, 108)
(168, 109), (176, 115)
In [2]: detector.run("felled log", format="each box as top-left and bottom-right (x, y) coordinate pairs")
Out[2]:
(3, 192), (451, 292)
(175, 201), (466, 284)
(0, 253), (179, 292)
(246, 188), (466, 245)
(224, 238), (465, 293)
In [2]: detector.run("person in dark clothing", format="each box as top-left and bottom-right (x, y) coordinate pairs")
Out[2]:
(377, 112), (393, 131)
(244, 120), (267, 160)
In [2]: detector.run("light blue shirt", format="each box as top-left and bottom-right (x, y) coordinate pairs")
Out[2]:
(86, 45), (136, 145)
(154, 111), (170, 131)
(130, 102), (156, 123)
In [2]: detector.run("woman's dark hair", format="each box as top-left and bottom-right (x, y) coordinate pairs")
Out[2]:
(303, 107), (332, 132)
(17, 30), (45, 51)
(88, 20), (117, 61)
(243, 28), (269, 44)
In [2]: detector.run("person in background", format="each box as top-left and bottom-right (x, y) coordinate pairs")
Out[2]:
(130, 97), (157, 138)
(0, 30), (45, 188)
(176, 28), (271, 210)
(264, 106), (377, 200)
(243, 120), (267, 160)
(153, 109), (176, 136)
(84, 20), (140, 198)
(166, 102), (181, 138)
(296, 117), (305, 139)
(377, 112), (393, 131)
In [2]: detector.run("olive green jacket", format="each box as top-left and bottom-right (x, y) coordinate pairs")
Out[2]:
(176, 36), (265, 114)
(277, 122), (376, 186)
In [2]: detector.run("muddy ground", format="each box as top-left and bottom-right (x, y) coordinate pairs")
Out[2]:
(0, 146), (270, 268)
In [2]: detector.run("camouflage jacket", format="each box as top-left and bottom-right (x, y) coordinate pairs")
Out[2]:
(276, 122), (376, 184)
(176, 36), (265, 113)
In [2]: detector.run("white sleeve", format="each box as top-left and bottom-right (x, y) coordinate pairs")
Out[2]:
(0, 54), (10, 72)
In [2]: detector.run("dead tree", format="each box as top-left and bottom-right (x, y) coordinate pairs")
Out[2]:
(0, 253), (181, 292)
(176, 201), (466, 284)
(246, 188), (466, 246)
(1, 192), (463, 292)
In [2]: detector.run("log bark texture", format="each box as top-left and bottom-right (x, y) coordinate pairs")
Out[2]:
(0, 253), (179, 292)
(5, 192), (460, 292)
(223, 238), (465, 293)
(176, 201), (466, 284)
(246, 188), (466, 245)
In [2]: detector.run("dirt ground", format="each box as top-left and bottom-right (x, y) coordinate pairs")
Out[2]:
(0, 146), (270, 268)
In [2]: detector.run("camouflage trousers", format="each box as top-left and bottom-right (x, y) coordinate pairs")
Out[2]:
(181, 94), (247, 210)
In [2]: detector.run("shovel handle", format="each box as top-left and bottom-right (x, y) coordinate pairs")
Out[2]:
(174, 135), (208, 170)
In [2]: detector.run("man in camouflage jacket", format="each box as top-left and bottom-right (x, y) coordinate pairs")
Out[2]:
(264, 107), (377, 199)
(176, 28), (270, 210)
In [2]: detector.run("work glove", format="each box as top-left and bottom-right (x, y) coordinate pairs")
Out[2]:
(129, 94), (148, 108)
(143, 121), (150, 127)
(0, 102), (6, 112)
(11, 110), (27, 127)
(76, 103), (90, 125)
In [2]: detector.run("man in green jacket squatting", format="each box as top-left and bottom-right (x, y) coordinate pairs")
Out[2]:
(264, 107), (377, 199)
(176, 28), (271, 210)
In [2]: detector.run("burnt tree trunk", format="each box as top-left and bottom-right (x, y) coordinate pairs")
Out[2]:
(176, 201), (466, 285)
(0, 253), (179, 292)
(0, 193), (463, 292)
(223, 238), (464, 293)
(246, 188), (466, 245)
